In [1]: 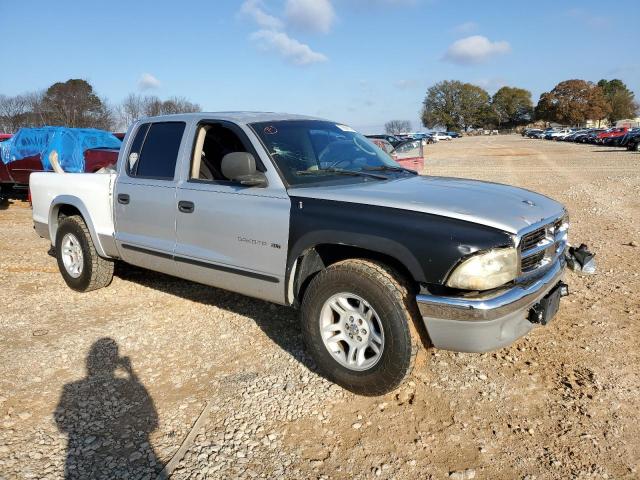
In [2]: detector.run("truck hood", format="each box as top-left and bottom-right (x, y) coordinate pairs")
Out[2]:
(288, 175), (565, 234)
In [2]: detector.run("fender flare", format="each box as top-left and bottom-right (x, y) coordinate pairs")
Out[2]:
(288, 230), (424, 281)
(48, 195), (107, 257)
(286, 230), (425, 305)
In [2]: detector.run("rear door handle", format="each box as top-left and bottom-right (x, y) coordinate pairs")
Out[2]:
(178, 200), (195, 213)
(117, 194), (130, 205)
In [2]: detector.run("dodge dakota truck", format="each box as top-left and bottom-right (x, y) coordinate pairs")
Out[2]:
(30, 112), (569, 395)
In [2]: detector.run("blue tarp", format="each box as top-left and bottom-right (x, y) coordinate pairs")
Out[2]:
(0, 127), (121, 173)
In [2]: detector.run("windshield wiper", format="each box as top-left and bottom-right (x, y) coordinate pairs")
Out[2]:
(363, 165), (418, 175)
(296, 168), (388, 180)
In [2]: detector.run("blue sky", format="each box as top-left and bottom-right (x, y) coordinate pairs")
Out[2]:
(1, 0), (638, 133)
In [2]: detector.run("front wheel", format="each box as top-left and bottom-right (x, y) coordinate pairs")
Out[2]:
(55, 215), (114, 292)
(300, 259), (419, 395)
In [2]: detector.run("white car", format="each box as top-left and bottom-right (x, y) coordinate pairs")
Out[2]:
(548, 129), (573, 139)
(432, 132), (452, 141)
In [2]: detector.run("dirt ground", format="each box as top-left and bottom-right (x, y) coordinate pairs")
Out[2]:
(1, 135), (639, 479)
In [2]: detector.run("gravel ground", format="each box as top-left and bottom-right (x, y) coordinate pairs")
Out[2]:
(0, 135), (639, 479)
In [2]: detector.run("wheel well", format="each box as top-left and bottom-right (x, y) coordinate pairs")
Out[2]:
(293, 244), (417, 304)
(52, 204), (84, 246)
(57, 204), (82, 219)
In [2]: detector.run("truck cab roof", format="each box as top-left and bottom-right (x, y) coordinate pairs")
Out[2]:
(139, 112), (326, 127)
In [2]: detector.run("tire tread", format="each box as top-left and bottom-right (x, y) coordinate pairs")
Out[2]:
(302, 258), (420, 395)
(57, 215), (114, 292)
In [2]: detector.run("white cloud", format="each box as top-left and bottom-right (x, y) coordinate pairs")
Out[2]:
(475, 77), (508, 93)
(394, 79), (421, 90)
(567, 8), (611, 29)
(452, 21), (478, 34)
(251, 29), (328, 65)
(138, 73), (160, 90)
(240, 0), (283, 29)
(443, 35), (511, 65)
(285, 0), (336, 34)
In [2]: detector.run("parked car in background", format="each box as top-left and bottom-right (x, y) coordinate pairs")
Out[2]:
(432, 132), (452, 141)
(525, 129), (544, 138)
(625, 130), (640, 151)
(446, 131), (461, 138)
(547, 129), (573, 140)
(597, 127), (629, 146)
(535, 128), (558, 139)
(572, 129), (599, 143)
(560, 129), (588, 142)
(366, 134), (403, 147)
(582, 129), (606, 143)
(370, 138), (425, 171)
(618, 128), (640, 148)
(368, 138), (395, 156)
(0, 127), (121, 199)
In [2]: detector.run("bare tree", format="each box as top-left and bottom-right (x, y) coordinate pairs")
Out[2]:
(0, 94), (30, 132)
(117, 93), (146, 130)
(2, 80), (202, 133)
(142, 96), (163, 117)
(117, 94), (202, 130)
(161, 96), (200, 114)
(22, 91), (46, 126)
(385, 120), (412, 135)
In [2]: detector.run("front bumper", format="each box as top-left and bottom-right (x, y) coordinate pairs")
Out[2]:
(416, 259), (565, 353)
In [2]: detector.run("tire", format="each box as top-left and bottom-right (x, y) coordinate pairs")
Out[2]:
(300, 259), (419, 396)
(55, 215), (114, 292)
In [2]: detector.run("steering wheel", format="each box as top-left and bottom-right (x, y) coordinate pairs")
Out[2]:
(318, 140), (361, 169)
(353, 135), (377, 155)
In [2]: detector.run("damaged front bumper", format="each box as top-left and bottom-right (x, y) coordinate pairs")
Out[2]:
(416, 258), (567, 353)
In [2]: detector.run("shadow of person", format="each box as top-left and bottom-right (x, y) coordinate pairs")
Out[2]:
(54, 338), (162, 479)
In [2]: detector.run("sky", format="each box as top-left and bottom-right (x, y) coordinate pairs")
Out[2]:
(1, 0), (639, 133)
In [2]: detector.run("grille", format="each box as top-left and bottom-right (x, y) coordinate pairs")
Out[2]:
(521, 251), (545, 272)
(553, 218), (563, 232)
(517, 214), (568, 278)
(520, 227), (546, 251)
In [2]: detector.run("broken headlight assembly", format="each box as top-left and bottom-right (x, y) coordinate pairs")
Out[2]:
(446, 247), (518, 291)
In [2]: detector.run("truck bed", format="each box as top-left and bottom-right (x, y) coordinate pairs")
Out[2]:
(30, 172), (116, 249)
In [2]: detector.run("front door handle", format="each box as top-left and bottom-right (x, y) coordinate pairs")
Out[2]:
(178, 200), (195, 213)
(117, 194), (130, 205)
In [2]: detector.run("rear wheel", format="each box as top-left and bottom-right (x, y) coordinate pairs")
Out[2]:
(55, 215), (114, 292)
(300, 259), (419, 396)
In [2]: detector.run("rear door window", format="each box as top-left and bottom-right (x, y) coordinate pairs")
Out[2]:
(129, 122), (185, 180)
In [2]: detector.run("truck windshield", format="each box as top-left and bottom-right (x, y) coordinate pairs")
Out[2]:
(250, 120), (403, 186)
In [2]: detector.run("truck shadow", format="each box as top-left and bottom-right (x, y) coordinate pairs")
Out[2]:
(114, 264), (317, 372)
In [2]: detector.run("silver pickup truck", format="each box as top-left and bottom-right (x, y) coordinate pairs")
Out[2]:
(30, 112), (569, 395)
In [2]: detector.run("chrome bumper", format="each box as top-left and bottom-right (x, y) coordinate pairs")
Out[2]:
(416, 259), (565, 352)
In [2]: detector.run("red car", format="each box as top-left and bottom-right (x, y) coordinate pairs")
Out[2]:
(596, 127), (628, 145)
(0, 129), (121, 198)
(369, 138), (425, 172)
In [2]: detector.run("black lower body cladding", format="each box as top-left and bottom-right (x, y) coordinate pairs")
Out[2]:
(287, 196), (513, 286)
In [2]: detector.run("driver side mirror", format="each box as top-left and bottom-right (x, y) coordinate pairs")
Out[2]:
(221, 152), (268, 187)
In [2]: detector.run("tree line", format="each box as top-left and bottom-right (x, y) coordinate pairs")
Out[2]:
(413, 78), (637, 133)
(0, 79), (201, 133)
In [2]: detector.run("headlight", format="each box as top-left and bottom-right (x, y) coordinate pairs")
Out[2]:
(447, 248), (518, 290)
